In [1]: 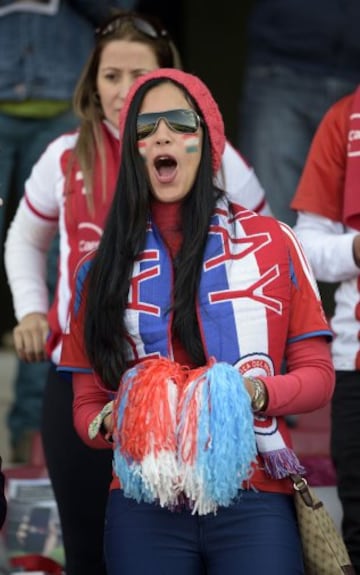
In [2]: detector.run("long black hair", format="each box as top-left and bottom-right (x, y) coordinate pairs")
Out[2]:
(84, 78), (224, 390)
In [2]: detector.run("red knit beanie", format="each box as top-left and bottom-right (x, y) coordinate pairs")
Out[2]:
(119, 68), (225, 173)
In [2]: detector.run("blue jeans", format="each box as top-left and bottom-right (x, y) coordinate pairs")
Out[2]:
(0, 110), (79, 447)
(104, 489), (304, 575)
(238, 65), (358, 226)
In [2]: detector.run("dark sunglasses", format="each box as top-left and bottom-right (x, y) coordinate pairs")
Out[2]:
(95, 15), (168, 40)
(136, 109), (201, 140)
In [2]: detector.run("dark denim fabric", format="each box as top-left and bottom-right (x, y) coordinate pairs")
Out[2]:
(104, 489), (304, 575)
(0, 0), (136, 101)
(246, 0), (360, 81)
(238, 65), (357, 225)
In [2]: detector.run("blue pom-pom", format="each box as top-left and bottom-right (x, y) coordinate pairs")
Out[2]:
(178, 361), (257, 511)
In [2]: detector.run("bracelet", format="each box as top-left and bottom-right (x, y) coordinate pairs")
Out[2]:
(88, 400), (114, 440)
(247, 377), (268, 413)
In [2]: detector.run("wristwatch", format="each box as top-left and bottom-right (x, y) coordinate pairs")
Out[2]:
(248, 377), (268, 413)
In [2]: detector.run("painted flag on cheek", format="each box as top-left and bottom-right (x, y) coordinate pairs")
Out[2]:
(182, 134), (200, 154)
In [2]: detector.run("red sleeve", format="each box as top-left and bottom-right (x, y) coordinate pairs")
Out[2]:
(72, 372), (114, 449)
(259, 226), (335, 416)
(291, 93), (353, 221)
(262, 336), (335, 416)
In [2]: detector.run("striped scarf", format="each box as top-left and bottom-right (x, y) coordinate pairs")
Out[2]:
(112, 203), (305, 514)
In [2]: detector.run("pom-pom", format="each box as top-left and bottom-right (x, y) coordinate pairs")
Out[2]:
(112, 358), (258, 514)
(113, 358), (184, 506)
(177, 361), (257, 514)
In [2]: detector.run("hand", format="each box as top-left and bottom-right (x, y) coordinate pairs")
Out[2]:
(244, 377), (254, 398)
(353, 234), (360, 267)
(244, 377), (268, 412)
(13, 312), (49, 362)
(103, 412), (114, 435)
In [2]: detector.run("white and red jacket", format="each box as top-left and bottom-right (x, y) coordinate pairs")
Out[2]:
(5, 123), (272, 365)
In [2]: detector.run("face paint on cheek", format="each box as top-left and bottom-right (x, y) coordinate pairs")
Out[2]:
(137, 140), (148, 161)
(182, 133), (200, 154)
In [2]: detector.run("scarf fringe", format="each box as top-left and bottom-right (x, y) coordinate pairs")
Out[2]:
(262, 448), (306, 479)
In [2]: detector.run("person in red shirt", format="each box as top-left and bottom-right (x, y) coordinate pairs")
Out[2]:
(60, 68), (335, 575)
(291, 87), (360, 573)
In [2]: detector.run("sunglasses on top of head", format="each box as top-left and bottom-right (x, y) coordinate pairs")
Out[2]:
(136, 109), (201, 140)
(95, 14), (168, 41)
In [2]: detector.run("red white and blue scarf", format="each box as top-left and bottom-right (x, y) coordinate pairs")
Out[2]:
(112, 201), (305, 514)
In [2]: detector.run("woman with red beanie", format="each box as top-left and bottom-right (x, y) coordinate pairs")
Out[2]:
(59, 69), (335, 575)
(4, 13), (271, 574)
(4, 12), (182, 575)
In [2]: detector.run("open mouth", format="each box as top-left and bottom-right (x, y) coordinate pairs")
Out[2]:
(154, 155), (178, 183)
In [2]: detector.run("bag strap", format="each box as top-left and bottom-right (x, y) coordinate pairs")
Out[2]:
(290, 473), (317, 508)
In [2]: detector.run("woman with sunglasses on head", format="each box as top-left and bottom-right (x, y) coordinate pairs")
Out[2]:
(5, 11), (271, 575)
(59, 68), (335, 575)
